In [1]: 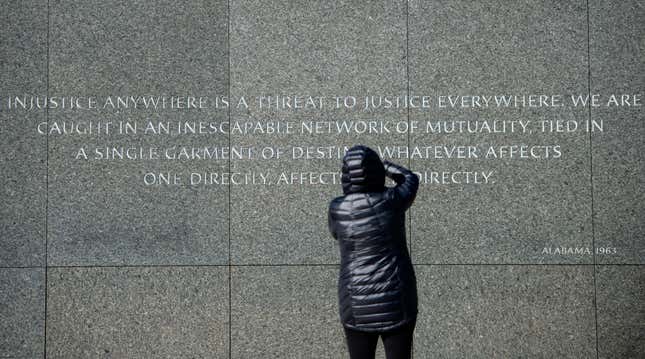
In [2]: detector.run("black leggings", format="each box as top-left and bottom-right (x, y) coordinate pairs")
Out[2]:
(343, 320), (416, 359)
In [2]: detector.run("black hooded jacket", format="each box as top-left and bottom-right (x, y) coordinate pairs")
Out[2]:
(328, 145), (419, 333)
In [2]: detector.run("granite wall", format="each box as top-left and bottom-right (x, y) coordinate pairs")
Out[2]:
(1, 1), (643, 358)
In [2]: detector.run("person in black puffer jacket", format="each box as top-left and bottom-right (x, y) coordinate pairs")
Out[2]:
(328, 144), (419, 359)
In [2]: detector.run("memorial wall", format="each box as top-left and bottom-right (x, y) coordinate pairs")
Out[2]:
(1, 0), (643, 358)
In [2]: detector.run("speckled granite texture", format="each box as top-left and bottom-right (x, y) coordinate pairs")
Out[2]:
(408, 0), (594, 265)
(588, 0), (645, 264)
(0, 0), (642, 358)
(46, 0), (230, 266)
(0, 0), (47, 267)
(229, 0), (409, 265)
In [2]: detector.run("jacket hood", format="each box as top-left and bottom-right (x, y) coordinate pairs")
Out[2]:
(341, 145), (385, 195)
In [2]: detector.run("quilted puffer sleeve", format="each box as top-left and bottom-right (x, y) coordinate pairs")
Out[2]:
(328, 200), (338, 241)
(383, 159), (419, 211)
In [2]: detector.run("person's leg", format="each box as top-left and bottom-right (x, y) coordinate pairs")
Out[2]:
(343, 326), (379, 359)
(381, 320), (416, 359)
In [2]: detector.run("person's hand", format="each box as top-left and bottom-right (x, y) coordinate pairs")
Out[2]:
(383, 159), (403, 177)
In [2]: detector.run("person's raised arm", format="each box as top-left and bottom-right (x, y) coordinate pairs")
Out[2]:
(383, 159), (419, 211)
